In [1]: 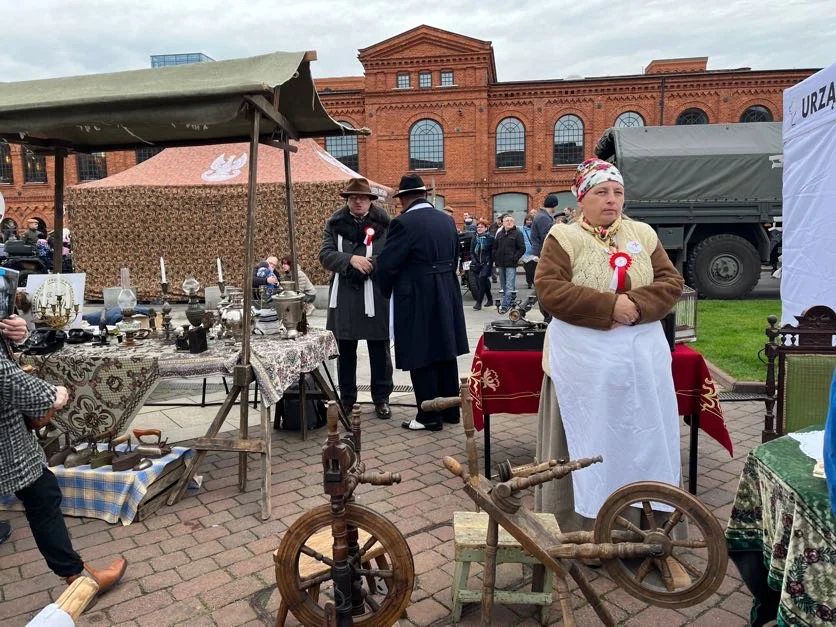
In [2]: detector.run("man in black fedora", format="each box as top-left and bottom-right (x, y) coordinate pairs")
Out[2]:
(376, 174), (469, 431)
(320, 177), (394, 419)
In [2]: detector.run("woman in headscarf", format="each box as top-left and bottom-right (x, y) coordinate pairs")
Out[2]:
(533, 158), (684, 533)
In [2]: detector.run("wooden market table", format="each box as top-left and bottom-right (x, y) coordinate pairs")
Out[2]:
(21, 329), (339, 520)
(468, 337), (734, 494)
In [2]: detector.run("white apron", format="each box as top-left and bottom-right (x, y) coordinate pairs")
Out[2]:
(548, 319), (681, 518)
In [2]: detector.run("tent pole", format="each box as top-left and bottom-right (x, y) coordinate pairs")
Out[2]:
(283, 145), (299, 289)
(52, 149), (65, 274)
(241, 110), (261, 368)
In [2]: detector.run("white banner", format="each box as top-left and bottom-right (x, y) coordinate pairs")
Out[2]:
(781, 63), (836, 325)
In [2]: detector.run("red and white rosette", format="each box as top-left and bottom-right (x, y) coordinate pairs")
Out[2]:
(363, 227), (375, 247)
(609, 251), (632, 291)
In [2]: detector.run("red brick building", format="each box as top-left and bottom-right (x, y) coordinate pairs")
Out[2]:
(315, 25), (813, 225)
(1, 25), (814, 234)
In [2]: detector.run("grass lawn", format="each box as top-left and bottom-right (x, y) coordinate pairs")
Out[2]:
(691, 299), (780, 383)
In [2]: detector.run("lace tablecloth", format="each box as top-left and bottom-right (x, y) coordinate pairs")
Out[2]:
(22, 330), (338, 437)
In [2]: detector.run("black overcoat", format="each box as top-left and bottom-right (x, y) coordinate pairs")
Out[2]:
(319, 205), (391, 341)
(375, 200), (469, 371)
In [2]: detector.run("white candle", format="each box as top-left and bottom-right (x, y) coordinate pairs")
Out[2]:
(216, 257), (224, 283)
(160, 257), (167, 284)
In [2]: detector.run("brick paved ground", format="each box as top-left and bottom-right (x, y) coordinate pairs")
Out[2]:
(0, 397), (764, 626)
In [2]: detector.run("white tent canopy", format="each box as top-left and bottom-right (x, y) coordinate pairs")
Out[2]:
(781, 62), (836, 325)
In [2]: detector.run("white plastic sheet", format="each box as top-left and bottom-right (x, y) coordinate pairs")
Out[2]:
(781, 63), (836, 325)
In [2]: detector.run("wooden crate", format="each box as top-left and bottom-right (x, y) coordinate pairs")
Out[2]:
(135, 456), (188, 522)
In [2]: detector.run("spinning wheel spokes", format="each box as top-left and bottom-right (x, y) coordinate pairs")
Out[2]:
(593, 481), (728, 608)
(275, 503), (414, 627)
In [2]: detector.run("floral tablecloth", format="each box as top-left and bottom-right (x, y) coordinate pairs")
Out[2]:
(726, 427), (836, 626)
(22, 330), (338, 437)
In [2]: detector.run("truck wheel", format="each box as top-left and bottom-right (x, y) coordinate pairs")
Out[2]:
(686, 234), (761, 299)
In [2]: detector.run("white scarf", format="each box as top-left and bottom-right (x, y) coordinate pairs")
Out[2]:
(328, 234), (375, 317)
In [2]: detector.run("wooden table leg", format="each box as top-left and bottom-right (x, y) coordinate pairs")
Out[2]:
(483, 413), (491, 477)
(239, 382), (249, 492)
(299, 372), (308, 442)
(260, 398), (272, 520)
(688, 412), (699, 495)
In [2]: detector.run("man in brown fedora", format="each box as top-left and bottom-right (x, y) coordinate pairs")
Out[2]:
(319, 178), (394, 419)
(376, 173), (469, 431)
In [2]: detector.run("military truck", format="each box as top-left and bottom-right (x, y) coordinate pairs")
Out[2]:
(595, 122), (782, 299)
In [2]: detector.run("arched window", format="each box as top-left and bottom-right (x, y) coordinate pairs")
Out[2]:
(740, 105), (774, 123)
(676, 108), (709, 125)
(0, 143), (13, 184)
(615, 111), (645, 128)
(553, 115), (584, 165)
(325, 121), (360, 172)
(409, 119), (444, 170)
(492, 192), (529, 225)
(495, 117), (526, 168)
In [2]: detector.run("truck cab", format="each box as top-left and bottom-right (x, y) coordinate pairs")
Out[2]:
(595, 122), (782, 299)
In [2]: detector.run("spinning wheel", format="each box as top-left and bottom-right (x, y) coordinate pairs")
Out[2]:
(275, 504), (414, 626)
(593, 481), (728, 608)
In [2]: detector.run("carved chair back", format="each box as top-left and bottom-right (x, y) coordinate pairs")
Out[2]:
(763, 305), (836, 441)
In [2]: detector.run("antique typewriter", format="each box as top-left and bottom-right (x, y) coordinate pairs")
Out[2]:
(483, 293), (547, 351)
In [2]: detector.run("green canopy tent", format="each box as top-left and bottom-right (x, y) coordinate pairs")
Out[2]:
(0, 51), (366, 519)
(0, 50), (366, 364)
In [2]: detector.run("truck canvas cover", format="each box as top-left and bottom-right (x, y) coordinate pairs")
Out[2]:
(595, 123), (782, 203)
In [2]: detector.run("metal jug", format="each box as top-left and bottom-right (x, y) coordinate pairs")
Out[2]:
(272, 289), (304, 336)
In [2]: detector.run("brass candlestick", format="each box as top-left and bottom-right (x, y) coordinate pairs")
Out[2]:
(38, 294), (79, 329)
(161, 282), (173, 343)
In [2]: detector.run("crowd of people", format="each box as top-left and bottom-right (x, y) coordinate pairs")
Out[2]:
(1, 158), (687, 603)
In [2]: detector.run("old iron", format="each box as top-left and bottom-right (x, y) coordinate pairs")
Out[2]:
(132, 458), (153, 471)
(111, 433), (142, 472)
(133, 428), (171, 458)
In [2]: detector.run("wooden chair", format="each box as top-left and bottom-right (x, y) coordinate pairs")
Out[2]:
(763, 305), (836, 442)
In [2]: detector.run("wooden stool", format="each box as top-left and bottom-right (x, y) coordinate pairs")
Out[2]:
(452, 511), (558, 625)
(273, 526), (387, 626)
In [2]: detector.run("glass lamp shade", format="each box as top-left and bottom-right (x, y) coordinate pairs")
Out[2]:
(117, 288), (137, 311)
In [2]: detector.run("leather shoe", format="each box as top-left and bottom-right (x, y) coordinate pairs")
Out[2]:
(472, 304), (481, 311)
(0, 520), (10, 545)
(401, 419), (442, 432)
(374, 402), (391, 419)
(66, 558), (128, 595)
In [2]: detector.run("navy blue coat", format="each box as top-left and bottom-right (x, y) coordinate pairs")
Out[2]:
(376, 200), (469, 371)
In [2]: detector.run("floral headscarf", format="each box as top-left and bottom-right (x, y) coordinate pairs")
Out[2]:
(572, 158), (624, 203)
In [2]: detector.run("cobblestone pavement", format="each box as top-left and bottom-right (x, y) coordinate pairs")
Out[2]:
(0, 392), (764, 626)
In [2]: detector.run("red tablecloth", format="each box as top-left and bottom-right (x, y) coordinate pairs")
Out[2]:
(469, 337), (733, 456)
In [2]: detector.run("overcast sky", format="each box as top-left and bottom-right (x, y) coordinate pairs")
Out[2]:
(1, 0), (833, 83)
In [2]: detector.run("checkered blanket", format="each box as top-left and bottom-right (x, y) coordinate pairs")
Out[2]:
(0, 445), (194, 525)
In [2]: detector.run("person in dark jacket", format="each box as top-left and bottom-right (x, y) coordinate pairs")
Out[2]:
(530, 194), (558, 257)
(493, 215), (525, 312)
(469, 219), (494, 310)
(319, 178), (394, 419)
(530, 194), (560, 322)
(252, 255), (283, 302)
(376, 174), (469, 431)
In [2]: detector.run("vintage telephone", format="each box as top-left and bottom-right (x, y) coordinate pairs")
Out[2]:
(67, 328), (95, 344)
(22, 328), (67, 355)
